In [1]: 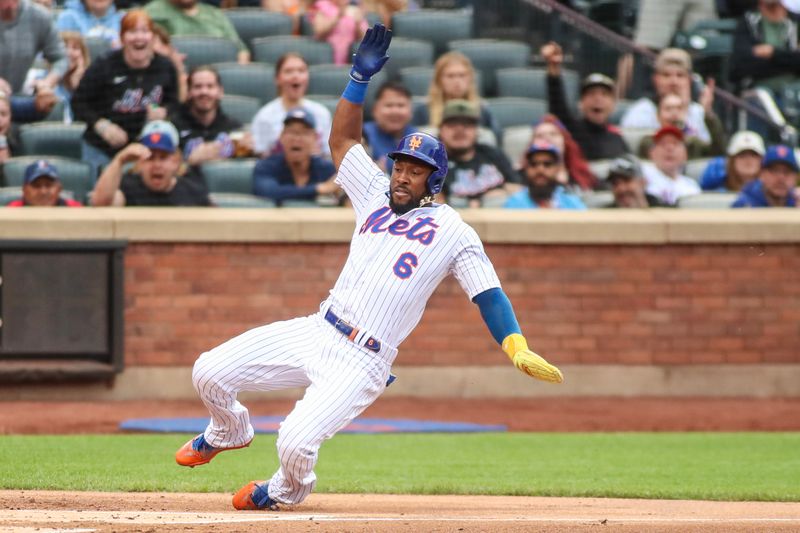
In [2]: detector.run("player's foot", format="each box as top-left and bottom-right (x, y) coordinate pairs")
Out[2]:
(175, 433), (252, 467)
(232, 481), (280, 510)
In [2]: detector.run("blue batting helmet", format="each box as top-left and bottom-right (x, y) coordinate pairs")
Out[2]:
(387, 132), (448, 195)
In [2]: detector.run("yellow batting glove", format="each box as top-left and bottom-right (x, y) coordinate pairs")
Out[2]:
(502, 333), (564, 384)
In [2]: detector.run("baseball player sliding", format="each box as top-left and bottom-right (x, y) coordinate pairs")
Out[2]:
(176, 23), (563, 511)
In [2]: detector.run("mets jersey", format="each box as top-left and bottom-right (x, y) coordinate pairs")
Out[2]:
(324, 143), (501, 349)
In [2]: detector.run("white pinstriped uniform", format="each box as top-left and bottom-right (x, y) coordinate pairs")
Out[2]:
(191, 143), (501, 505)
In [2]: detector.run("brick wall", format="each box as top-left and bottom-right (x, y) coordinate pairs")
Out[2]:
(124, 242), (800, 367)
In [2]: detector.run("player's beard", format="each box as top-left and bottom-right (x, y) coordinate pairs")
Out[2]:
(389, 187), (430, 215)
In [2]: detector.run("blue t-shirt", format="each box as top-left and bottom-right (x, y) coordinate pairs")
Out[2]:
(504, 186), (587, 210)
(363, 122), (415, 173)
(731, 179), (797, 208)
(252, 154), (336, 206)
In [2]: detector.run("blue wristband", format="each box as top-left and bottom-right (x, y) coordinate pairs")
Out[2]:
(342, 79), (368, 105)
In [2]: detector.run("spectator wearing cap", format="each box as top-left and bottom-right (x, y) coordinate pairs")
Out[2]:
(621, 49), (715, 144)
(437, 99), (519, 207)
(252, 108), (339, 206)
(6, 160), (83, 207)
(540, 41), (629, 161)
(732, 144), (799, 207)
(638, 92), (727, 159)
(603, 155), (666, 208)
(505, 142), (586, 210)
(170, 66), (251, 166)
(91, 120), (210, 206)
(701, 130), (766, 192)
(642, 125), (701, 205)
(363, 81), (416, 174)
(730, 0), (800, 97)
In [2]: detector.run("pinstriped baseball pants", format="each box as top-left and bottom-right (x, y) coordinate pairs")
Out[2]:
(191, 312), (396, 505)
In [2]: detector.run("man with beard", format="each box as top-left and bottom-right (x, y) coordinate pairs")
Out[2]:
(175, 23), (563, 513)
(437, 99), (517, 207)
(170, 66), (250, 166)
(603, 154), (666, 208)
(504, 142), (586, 210)
(90, 120), (210, 206)
(144, 0), (249, 64)
(733, 144), (799, 207)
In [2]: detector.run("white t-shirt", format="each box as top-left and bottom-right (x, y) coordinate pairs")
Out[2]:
(621, 98), (711, 144)
(324, 144), (501, 349)
(251, 97), (332, 156)
(642, 161), (701, 205)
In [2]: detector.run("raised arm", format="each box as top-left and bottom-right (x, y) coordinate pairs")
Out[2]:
(329, 23), (392, 169)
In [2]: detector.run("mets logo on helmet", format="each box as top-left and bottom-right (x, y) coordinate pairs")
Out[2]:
(409, 135), (422, 150)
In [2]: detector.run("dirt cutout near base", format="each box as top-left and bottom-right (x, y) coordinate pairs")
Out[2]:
(2, 490), (800, 533)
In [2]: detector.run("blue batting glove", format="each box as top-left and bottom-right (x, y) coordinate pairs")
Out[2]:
(350, 23), (392, 83)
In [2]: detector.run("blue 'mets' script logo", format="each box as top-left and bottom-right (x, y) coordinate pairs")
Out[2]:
(359, 207), (439, 245)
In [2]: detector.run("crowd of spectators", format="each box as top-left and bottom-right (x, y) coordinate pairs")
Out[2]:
(0, 0), (798, 209)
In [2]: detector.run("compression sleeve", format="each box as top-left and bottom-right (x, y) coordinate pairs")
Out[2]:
(472, 287), (522, 345)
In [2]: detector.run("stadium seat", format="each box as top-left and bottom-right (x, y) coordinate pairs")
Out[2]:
(496, 67), (579, 102)
(419, 125), (497, 147)
(200, 158), (257, 194)
(1, 156), (94, 203)
(252, 36), (333, 66)
(580, 190), (614, 208)
(684, 158), (712, 181)
(610, 99), (635, 125)
(281, 199), (319, 207)
(305, 94), (339, 116)
(399, 66), (434, 97)
(214, 62), (276, 104)
(219, 95), (261, 126)
(224, 9), (293, 52)
(484, 97), (547, 129)
(42, 99), (66, 122)
(447, 39), (531, 96)
(209, 192), (275, 208)
(172, 36), (240, 71)
(380, 38), (434, 80)
(308, 64), (351, 97)
(620, 128), (654, 155)
(19, 122), (86, 160)
(84, 36), (111, 62)
(677, 192), (737, 209)
(391, 9), (472, 56)
(501, 125), (533, 167)
(588, 159), (613, 181)
(0, 186), (22, 206)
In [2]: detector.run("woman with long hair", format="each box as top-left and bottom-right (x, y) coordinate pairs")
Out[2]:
(423, 51), (500, 142)
(251, 52), (332, 157)
(72, 9), (179, 178)
(700, 130), (764, 192)
(528, 114), (597, 191)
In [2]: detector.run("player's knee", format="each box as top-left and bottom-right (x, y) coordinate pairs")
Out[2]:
(191, 352), (218, 396)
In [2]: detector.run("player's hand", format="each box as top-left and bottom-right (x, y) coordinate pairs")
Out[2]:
(502, 333), (563, 384)
(350, 23), (392, 83)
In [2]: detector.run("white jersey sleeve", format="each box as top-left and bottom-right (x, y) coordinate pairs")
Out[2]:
(336, 143), (390, 220)
(450, 224), (501, 300)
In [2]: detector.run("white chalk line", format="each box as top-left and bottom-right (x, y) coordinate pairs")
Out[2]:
(2, 510), (800, 526)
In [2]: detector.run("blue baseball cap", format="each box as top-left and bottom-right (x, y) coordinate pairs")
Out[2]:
(139, 128), (177, 153)
(24, 159), (61, 184)
(526, 141), (561, 161)
(762, 144), (799, 171)
(283, 107), (316, 129)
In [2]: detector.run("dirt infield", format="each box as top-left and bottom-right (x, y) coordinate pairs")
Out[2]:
(2, 491), (800, 532)
(3, 396), (800, 434)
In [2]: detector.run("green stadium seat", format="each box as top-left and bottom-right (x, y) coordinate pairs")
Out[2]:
(447, 39), (530, 96)
(610, 99), (635, 125)
(580, 190), (614, 208)
(677, 193), (737, 209)
(214, 62), (276, 104)
(684, 158), (713, 181)
(200, 158), (257, 194)
(219, 95), (261, 126)
(391, 9), (472, 56)
(224, 9), (293, 52)
(0, 186), (22, 206)
(252, 36), (333, 66)
(305, 94), (339, 116)
(42, 99), (66, 122)
(381, 38), (434, 80)
(1, 156), (94, 203)
(172, 36), (239, 71)
(209, 192), (275, 208)
(496, 67), (579, 103)
(484, 97), (547, 129)
(85, 36), (111, 62)
(19, 122), (86, 160)
(501, 125), (532, 167)
(308, 64), (351, 97)
(399, 66), (434, 97)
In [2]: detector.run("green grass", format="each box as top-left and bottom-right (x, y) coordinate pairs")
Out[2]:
(2, 433), (799, 501)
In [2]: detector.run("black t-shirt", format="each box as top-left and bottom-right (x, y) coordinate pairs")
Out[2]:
(443, 143), (518, 200)
(170, 103), (243, 158)
(120, 172), (211, 206)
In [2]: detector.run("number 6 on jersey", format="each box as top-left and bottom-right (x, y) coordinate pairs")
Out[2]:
(393, 252), (418, 279)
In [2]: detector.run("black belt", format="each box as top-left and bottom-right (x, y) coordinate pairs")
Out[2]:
(324, 309), (382, 353)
